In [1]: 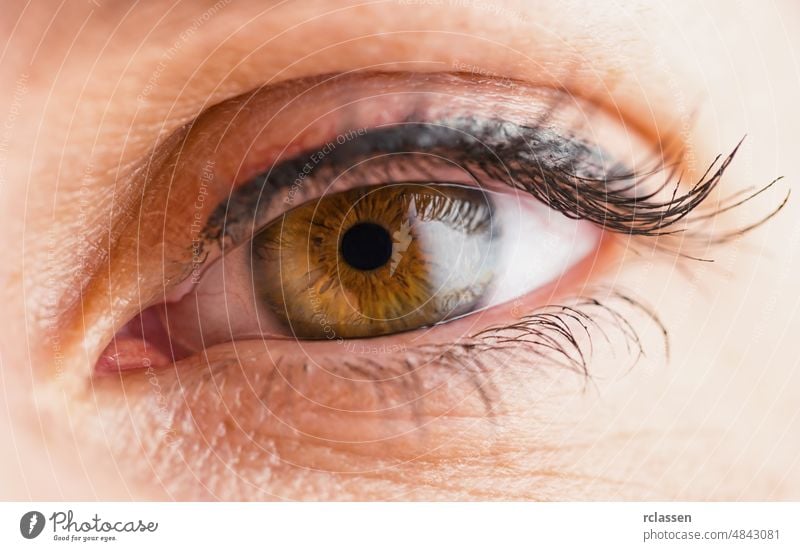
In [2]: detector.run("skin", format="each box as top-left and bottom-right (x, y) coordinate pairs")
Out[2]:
(1, 0), (799, 500)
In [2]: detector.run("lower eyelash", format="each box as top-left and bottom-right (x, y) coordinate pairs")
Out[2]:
(471, 291), (668, 376)
(167, 84), (789, 411)
(286, 290), (668, 417)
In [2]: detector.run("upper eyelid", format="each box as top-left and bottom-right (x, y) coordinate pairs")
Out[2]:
(202, 107), (687, 248)
(202, 119), (784, 273)
(201, 117), (619, 247)
(133, 73), (780, 298)
(146, 70), (666, 236)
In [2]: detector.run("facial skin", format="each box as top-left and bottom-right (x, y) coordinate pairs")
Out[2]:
(1, 0), (799, 500)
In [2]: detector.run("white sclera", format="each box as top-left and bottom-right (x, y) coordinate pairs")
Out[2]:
(483, 190), (600, 307)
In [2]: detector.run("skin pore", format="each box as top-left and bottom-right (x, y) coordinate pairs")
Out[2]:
(1, 0), (799, 500)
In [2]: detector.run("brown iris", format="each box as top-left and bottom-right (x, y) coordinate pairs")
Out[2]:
(252, 183), (499, 338)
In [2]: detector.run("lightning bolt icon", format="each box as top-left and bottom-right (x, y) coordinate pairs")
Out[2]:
(28, 513), (38, 535)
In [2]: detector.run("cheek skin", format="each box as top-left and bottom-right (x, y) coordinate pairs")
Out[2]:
(85, 339), (606, 500)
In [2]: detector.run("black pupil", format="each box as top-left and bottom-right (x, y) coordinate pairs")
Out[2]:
(340, 222), (393, 271)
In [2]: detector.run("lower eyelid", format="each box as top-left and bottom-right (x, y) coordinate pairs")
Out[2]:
(176, 247), (625, 399)
(101, 284), (658, 455)
(114, 343), (500, 450)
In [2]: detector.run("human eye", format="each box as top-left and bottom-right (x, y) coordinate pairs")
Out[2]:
(98, 72), (776, 374)
(85, 66), (784, 502)
(176, 178), (598, 345)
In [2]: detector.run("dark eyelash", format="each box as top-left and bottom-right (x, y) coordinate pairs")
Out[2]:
(203, 116), (787, 262)
(462, 124), (788, 260)
(194, 94), (787, 409)
(309, 290), (666, 417)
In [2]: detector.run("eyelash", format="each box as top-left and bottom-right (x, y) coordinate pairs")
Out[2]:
(147, 91), (787, 404)
(203, 116), (784, 260)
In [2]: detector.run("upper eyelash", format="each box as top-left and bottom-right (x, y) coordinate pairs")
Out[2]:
(202, 116), (787, 260)
(465, 124), (788, 259)
(190, 101), (787, 400)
